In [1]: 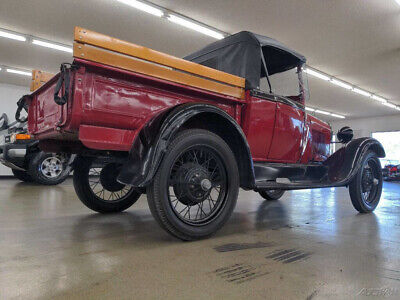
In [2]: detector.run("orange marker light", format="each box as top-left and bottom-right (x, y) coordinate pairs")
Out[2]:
(15, 134), (31, 140)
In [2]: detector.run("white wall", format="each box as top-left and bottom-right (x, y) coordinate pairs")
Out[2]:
(0, 82), (30, 175)
(330, 114), (400, 139)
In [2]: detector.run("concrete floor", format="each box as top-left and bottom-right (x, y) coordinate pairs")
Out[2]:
(1, 179), (400, 299)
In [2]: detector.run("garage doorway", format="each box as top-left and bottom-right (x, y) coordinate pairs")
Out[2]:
(372, 131), (400, 166)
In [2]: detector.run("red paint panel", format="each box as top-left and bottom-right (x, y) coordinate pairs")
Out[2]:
(79, 125), (137, 151)
(241, 95), (276, 160)
(268, 103), (304, 163)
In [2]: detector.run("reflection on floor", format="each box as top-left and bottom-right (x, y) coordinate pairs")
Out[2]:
(0, 179), (400, 299)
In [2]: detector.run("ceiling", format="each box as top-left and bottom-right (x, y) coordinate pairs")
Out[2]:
(0, 0), (399, 121)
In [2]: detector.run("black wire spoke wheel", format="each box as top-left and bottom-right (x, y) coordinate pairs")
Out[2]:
(360, 159), (381, 203)
(146, 129), (239, 241)
(88, 164), (134, 202)
(259, 189), (285, 201)
(349, 151), (383, 213)
(168, 146), (227, 225)
(73, 157), (141, 213)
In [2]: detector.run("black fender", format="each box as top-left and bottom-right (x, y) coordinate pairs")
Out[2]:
(324, 137), (385, 186)
(117, 103), (255, 189)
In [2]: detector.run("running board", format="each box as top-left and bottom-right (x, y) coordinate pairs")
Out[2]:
(253, 162), (346, 190)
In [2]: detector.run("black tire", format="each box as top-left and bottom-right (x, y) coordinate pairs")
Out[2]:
(349, 151), (383, 213)
(12, 169), (33, 182)
(259, 190), (285, 201)
(146, 129), (239, 241)
(73, 156), (141, 213)
(28, 152), (71, 185)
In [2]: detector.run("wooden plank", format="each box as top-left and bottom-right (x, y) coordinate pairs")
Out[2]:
(31, 70), (55, 91)
(73, 43), (245, 99)
(74, 27), (245, 89)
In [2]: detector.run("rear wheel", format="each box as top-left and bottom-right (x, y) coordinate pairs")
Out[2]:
(28, 152), (71, 185)
(259, 190), (285, 201)
(12, 169), (33, 182)
(349, 151), (383, 213)
(146, 129), (239, 241)
(73, 156), (141, 213)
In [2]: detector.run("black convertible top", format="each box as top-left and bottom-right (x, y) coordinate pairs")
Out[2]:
(184, 31), (306, 90)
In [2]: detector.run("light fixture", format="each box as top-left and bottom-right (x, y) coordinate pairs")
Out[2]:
(0, 29), (26, 42)
(117, 0), (164, 17)
(32, 39), (73, 53)
(395, 0), (400, 6)
(331, 113), (346, 119)
(383, 102), (397, 109)
(395, 106), (400, 111)
(305, 107), (315, 112)
(305, 68), (330, 81)
(6, 68), (31, 76)
(315, 109), (331, 116)
(330, 79), (352, 90)
(371, 95), (387, 103)
(352, 88), (371, 98)
(167, 15), (225, 39)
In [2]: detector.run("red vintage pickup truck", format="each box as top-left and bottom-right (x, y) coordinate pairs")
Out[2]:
(22, 27), (385, 240)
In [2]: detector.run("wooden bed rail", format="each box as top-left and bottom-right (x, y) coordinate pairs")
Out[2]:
(30, 70), (55, 91)
(73, 27), (245, 99)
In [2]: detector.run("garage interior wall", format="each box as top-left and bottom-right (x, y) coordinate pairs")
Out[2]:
(330, 115), (400, 139)
(0, 83), (29, 175)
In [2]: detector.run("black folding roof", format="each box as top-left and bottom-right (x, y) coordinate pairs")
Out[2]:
(184, 31), (306, 90)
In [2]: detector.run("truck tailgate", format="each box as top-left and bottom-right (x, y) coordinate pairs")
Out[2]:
(28, 74), (69, 137)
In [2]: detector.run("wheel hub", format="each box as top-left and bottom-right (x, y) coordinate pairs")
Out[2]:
(173, 163), (212, 206)
(362, 168), (374, 193)
(100, 163), (124, 192)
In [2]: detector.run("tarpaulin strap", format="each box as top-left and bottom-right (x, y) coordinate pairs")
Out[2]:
(54, 63), (73, 105)
(15, 95), (30, 123)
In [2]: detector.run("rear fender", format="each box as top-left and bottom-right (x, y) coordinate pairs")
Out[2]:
(324, 137), (385, 185)
(117, 103), (255, 188)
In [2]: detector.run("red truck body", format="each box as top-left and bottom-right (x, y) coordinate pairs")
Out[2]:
(28, 59), (331, 164)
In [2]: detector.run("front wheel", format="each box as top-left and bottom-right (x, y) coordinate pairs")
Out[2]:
(28, 152), (71, 185)
(259, 190), (285, 201)
(349, 151), (383, 213)
(147, 129), (239, 241)
(73, 156), (141, 213)
(12, 169), (33, 182)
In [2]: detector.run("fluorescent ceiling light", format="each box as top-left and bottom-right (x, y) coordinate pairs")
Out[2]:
(331, 113), (345, 119)
(32, 39), (73, 53)
(352, 88), (371, 98)
(371, 95), (387, 103)
(383, 102), (396, 109)
(315, 109), (331, 116)
(396, 0), (400, 6)
(330, 79), (352, 90)
(395, 106), (400, 111)
(168, 15), (225, 39)
(305, 68), (330, 81)
(305, 107), (315, 112)
(0, 29), (26, 42)
(117, 0), (164, 17)
(6, 68), (31, 76)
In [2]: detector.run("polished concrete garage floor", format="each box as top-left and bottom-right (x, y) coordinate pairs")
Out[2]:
(1, 179), (400, 299)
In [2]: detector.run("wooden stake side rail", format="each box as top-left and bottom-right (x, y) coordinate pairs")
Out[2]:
(30, 70), (55, 91)
(73, 27), (245, 100)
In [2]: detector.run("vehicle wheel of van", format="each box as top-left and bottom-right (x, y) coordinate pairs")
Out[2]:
(12, 169), (33, 182)
(146, 129), (239, 241)
(259, 190), (285, 201)
(73, 156), (141, 213)
(28, 152), (71, 185)
(349, 151), (383, 213)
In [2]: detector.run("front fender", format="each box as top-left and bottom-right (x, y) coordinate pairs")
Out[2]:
(117, 103), (254, 188)
(324, 137), (385, 185)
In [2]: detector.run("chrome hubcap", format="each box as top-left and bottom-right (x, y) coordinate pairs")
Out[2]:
(40, 156), (63, 178)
